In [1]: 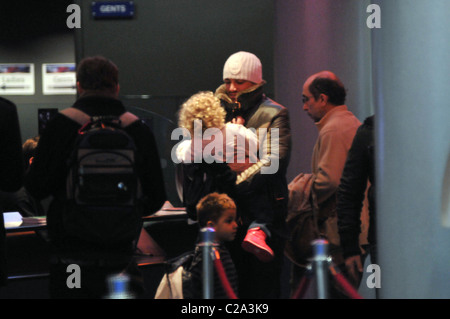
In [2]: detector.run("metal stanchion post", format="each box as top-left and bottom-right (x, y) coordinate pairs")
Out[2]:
(312, 239), (329, 299)
(105, 273), (133, 299)
(200, 227), (215, 299)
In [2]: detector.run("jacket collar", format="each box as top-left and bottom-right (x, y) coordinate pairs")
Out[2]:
(215, 81), (266, 119)
(73, 95), (126, 117)
(315, 105), (348, 131)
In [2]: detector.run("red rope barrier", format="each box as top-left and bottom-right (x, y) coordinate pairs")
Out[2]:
(329, 265), (363, 299)
(212, 246), (362, 300)
(291, 273), (311, 299)
(213, 250), (238, 299)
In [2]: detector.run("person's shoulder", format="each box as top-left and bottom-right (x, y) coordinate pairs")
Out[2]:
(0, 97), (18, 114)
(354, 115), (374, 138)
(123, 117), (150, 131)
(53, 110), (83, 127)
(123, 118), (159, 145)
(362, 115), (374, 127)
(260, 96), (286, 110)
(254, 96), (289, 121)
(36, 112), (80, 144)
(329, 107), (360, 125)
(319, 108), (360, 135)
(0, 96), (15, 107)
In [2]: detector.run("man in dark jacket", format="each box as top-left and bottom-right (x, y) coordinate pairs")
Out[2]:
(25, 56), (167, 298)
(215, 51), (291, 298)
(337, 115), (375, 286)
(0, 97), (24, 286)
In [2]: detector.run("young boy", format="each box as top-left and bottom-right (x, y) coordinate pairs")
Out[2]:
(183, 192), (239, 299)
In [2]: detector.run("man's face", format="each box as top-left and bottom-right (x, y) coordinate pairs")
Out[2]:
(302, 82), (326, 122)
(224, 79), (254, 102)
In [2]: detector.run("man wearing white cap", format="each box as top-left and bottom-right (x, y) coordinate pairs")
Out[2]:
(215, 51), (291, 298)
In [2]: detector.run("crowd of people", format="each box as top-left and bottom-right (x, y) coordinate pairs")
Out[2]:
(0, 52), (375, 299)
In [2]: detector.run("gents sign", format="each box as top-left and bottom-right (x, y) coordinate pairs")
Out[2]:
(91, 1), (135, 19)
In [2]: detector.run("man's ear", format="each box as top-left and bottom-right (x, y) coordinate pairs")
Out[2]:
(319, 93), (328, 105)
(76, 81), (84, 94)
(112, 84), (120, 98)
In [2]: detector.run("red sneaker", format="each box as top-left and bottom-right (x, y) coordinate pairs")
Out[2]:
(241, 227), (274, 262)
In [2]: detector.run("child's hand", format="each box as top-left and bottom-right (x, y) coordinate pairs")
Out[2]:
(232, 116), (245, 125)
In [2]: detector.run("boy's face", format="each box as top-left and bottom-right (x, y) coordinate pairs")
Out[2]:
(211, 209), (238, 243)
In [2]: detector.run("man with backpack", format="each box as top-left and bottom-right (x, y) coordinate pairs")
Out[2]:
(25, 56), (167, 298)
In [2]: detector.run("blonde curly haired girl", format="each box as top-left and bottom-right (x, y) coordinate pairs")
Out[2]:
(178, 91), (226, 136)
(176, 91), (257, 172)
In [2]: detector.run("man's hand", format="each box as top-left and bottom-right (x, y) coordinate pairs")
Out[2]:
(231, 116), (245, 125)
(344, 255), (363, 287)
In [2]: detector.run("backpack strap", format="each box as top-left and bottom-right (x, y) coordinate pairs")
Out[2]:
(60, 107), (139, 128)
(60, 107), (91, 126)
(119, 111), (139, 128)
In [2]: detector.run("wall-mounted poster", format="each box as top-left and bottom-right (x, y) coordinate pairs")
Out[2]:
(42, 63), (76, 95)
(0, 63), (35, 95)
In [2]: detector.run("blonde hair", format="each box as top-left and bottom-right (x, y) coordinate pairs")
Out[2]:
(196, 192), (236, 227)
(178, 91), (226, 136)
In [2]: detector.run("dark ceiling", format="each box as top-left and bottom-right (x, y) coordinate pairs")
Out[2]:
(1, 1), (74, 42)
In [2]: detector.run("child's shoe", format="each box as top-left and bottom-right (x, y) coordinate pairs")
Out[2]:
(241, 227), (274, 262)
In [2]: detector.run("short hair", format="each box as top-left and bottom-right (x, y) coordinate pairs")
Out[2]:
(76, 56), (119, 94)
(178, 91), (226, 136)
(196, 192), (236, 227)
(309, 77), (346, 105)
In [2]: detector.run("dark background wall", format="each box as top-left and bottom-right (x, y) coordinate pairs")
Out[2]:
(1, 0), (275, 138)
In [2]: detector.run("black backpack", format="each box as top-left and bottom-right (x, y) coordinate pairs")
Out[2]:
(60, 107), (142, 248)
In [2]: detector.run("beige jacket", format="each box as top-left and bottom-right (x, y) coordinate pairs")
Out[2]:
(311, 105), (369, 257)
